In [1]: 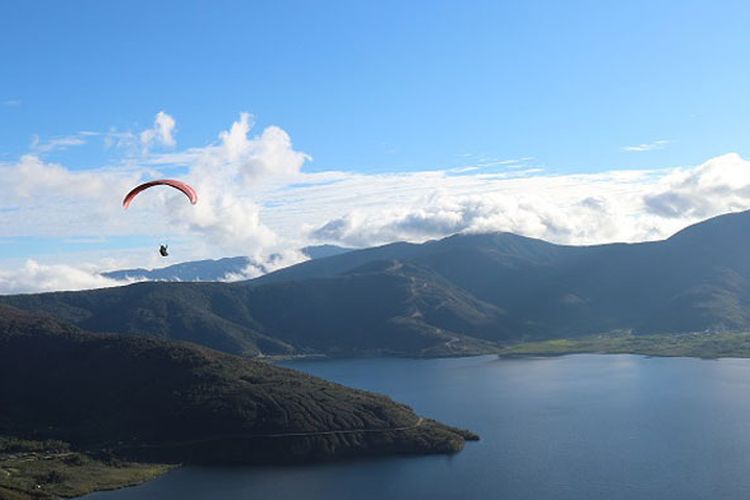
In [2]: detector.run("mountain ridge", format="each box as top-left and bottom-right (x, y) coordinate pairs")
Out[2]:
(5, 210), (750, 357)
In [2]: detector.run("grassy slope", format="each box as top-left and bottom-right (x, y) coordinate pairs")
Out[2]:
(0, 437), (171, 500)
(499, 332), (750, 359)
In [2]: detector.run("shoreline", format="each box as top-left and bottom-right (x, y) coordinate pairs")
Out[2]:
(496, 332), (750, 360)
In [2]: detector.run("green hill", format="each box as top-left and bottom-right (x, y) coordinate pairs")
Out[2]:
(1, 262), (501, 357)
(0, 305), (475, 466)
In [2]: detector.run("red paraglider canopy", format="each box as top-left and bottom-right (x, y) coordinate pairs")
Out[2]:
(122, 179), (198, 209)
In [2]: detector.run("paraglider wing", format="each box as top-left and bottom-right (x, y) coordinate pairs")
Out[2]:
(122, 179), (198, 209)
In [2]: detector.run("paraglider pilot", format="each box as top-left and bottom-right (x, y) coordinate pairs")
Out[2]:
(122, 179), (197, 259)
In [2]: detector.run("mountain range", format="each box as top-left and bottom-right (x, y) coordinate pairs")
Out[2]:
(5, 210), (750, 357)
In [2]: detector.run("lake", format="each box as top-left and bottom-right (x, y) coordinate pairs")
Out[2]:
(86, 354), (750, 499)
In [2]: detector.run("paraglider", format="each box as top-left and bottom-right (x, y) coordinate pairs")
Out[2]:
(122, 179), (198, 209)
(123, 179), (197, 256)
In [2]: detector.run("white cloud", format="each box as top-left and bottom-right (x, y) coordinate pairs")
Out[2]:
(104, 129), (138, 151)
(0, 260), (131, 294)
(447, 156), (534, 174)
(4, 155), (130, 202)
(191, 112), (310, 184)
(150, 113), (312, 258)
(304, 171), (666, 247)
(0, 114), (312, 263)
(4, 111), (750, 294)
(169, 186), (279, 256)
(644, 153), (750, 218)
(31, 133), (89, 153)
(298, 154), (750, 248)
(0, 113), (316, 291)
(140, 111), (176, 151)
(0, 155), (148, 241)
(1, 99), (21, 107)
(623, 140), (670, 152)
(221, 249), (308, 282)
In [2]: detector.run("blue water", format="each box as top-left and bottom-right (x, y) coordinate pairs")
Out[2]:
(86, 355), (750, 499)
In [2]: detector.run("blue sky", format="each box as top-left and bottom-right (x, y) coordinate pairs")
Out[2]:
(2, 1), (750, 292)
(3, 0), (749, 174)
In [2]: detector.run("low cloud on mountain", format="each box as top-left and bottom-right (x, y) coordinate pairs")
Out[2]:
(2, 112), (750, 293)
(644, 153), (750, 219)
(0, 260), (131, 294)
(308, 155), (750, 248)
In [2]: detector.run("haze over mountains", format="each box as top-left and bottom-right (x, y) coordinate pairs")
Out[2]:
(5, 210), (750, 357)
(101, 245), (352, 283)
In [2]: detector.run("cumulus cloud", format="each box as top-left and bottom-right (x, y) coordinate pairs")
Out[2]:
(169, 186), (278, 256)
(0, 155), (142, 237)
(140, 111), (176, 151)
(5, 155), (123, 200)
(305, 154), (750, 248)
(0, 113), (311, 263)
(192, 112), (310, 184)
(0, 260), (130, 294)
(310, 190), (642, 247)
(155, 113), (311, 258)
(5, 110), (750, 293)
(644, 153), (750, 218)
(0, 113), (315, 291)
